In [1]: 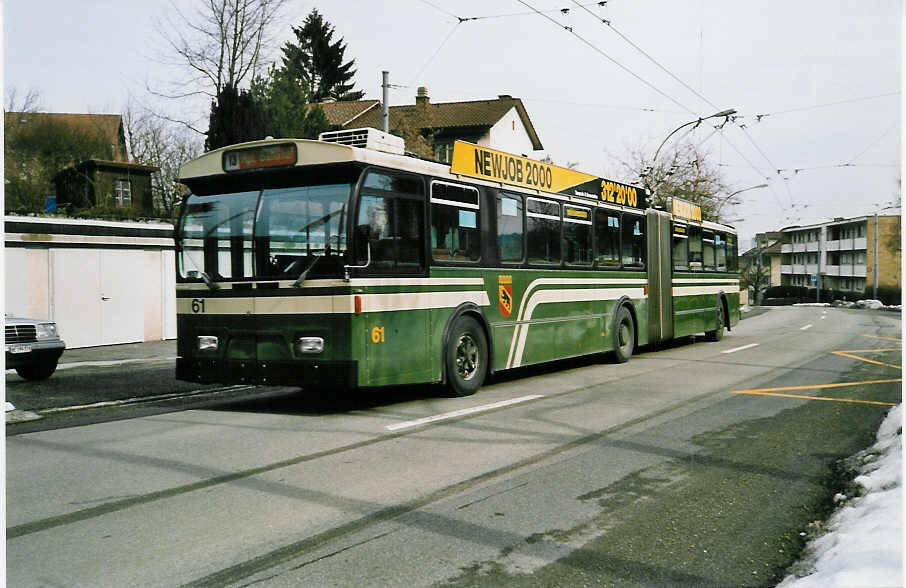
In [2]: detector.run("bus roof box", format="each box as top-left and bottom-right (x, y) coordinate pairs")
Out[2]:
(319, 128), (405, 155)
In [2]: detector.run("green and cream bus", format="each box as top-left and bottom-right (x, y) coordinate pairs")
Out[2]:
(175, 129), (739, 396)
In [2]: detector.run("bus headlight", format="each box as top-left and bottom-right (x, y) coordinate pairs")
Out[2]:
(197, 335), (219, 351)
(295, 337), (324, 354)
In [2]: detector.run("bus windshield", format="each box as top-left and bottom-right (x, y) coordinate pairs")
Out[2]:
(177, 168), (356, 281)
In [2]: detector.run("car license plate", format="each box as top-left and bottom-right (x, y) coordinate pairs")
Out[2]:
(8, 344), (32, 354)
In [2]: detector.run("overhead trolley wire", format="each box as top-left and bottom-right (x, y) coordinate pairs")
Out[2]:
(417, 0), (607, 23)
(754, 92), (901, 121)
(570, 0), (721, 114)
(567, 0), (791, 210)
(514, 0), (700, 117)
(408, 21), (462, 86)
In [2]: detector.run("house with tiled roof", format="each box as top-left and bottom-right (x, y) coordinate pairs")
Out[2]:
(5, 112), (129, 162)
(314, 88), (543, 162)
(4, 112), (158, 214)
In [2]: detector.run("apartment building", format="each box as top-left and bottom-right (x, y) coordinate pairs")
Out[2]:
(780, 215), (901, 296)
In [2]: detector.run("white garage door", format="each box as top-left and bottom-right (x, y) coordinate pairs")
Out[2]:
(50, 249), (146, 348)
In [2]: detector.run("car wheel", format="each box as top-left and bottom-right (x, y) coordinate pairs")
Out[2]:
(16, 361), (58, 381)
(445, 316), (488, 397)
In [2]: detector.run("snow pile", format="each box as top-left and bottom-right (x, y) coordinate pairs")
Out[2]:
(778, 404), (902, 588)
(856, 299), (886, 310)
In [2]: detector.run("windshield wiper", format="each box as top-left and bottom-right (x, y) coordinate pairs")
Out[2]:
(200, 271), (220, 290)
(292, 256), (321, 288)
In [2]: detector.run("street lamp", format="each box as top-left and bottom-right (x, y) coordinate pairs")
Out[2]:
(714, 183), (769, 219)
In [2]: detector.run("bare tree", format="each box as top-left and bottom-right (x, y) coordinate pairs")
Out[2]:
(611, 141), (735, 222)
(123, 102), (203, 218)
(155, 0), (288, 99)
(5, 87), (43, 113)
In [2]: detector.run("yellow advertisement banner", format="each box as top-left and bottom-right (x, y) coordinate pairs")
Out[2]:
(451, 141), (597, 195)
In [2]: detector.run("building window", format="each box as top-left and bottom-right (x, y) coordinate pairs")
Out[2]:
(114, 179), (132, 207)
(434, 142), (453, 164)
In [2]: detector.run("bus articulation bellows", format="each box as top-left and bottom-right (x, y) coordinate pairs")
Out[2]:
(175, 129), (739, 396)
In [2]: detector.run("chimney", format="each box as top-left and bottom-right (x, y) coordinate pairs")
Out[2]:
(416, 86), (429, 108)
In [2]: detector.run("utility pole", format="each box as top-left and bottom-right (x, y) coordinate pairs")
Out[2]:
(381, 71), (390, 132)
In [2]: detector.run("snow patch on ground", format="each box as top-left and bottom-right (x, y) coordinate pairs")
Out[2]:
(778, 404), (902, 588)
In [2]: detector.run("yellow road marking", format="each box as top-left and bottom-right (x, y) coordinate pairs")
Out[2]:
(734, 378), (902, 395)
(831, 351), (901, 369)
(733, 390), (897, 406)
(862, 334), (902, 342)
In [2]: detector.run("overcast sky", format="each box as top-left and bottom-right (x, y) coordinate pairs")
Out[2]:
(4, 0), (901, 245)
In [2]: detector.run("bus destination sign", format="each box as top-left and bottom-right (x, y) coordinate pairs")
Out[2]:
(670, 197), (702, 222)
(450, 141), (646, 210)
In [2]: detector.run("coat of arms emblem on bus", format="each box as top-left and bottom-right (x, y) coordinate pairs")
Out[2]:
(498, 275), (514, 317)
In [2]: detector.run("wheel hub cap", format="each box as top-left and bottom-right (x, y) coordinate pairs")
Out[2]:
(455, 334), (479, 380)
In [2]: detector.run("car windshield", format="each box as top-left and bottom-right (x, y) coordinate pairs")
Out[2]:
(177, 167), (357, 281)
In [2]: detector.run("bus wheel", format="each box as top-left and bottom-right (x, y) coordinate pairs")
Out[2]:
(612, 306), (635, 363)
(705, 301), (725, 342)
(445, 316), (488, 397)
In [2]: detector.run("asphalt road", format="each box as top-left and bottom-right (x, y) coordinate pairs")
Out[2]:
(6, 306), (901, 587)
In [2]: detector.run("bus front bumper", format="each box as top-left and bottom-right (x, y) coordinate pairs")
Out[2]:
(176, 358), (358, 389)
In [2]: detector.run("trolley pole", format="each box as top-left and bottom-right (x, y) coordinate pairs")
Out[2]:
(382, 71), (390, 133)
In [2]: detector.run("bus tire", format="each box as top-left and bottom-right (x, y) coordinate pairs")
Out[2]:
(612, 306), (635, 363)
(705, 301), (725, 342)
(445, 315), (488, 397)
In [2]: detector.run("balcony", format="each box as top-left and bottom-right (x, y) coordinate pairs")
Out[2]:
(781, 265), (792, 274)
(806, 264), (818, 275)
(793, 243), (806, 253)
(781, 244), (793, 254)
(792, 264), (806, 274)
(825, 240), (840, 251)
(806, 241), (820, 252)
(854, 237), (867, 250)
(824, 265), (840, 276)
(854, 265), (867, 277)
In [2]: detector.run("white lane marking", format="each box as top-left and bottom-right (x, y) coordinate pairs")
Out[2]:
(721, 343), (760, 354)
(800, 324), (814, 330)
(386, 395), (544, 431)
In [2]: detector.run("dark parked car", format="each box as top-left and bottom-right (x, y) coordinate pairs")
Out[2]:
(5, 315), (65, 380)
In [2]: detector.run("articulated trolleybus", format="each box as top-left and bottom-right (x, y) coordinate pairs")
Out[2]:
(175, 128), (739, 396)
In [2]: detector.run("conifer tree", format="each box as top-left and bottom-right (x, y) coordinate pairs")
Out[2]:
(281, 9), (364, 103)
(205, 84), (270, 151)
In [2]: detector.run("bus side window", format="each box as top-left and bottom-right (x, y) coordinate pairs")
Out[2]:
(672, 224), (688, 271)
(526, 198), (561, 264)
(621, 213), (645, 268)
(715, 232), (727, 271)
(726, 234), (738, 271)
(702, 230), (716, 271)
(563, 205), (593, 266)
(356, 170), (425, 273)
(688, 225), (703, 271)
(430, 181), (481, 262)
(356, 194), (393, 268)
(497, 193), (524, 263)
(594, 209), (620, 267)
